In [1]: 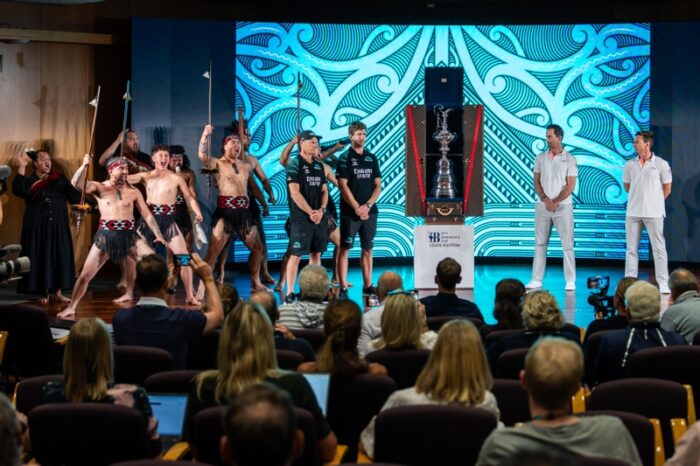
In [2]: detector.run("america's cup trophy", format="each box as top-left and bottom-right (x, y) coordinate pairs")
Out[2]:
(430, 105), (458, 198)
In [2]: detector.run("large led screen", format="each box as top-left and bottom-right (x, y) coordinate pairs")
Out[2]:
(235, 23), (650, 260)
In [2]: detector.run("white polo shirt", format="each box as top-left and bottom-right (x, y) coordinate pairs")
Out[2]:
(534, 150), (578, 205)
(622, 153), (672, 218)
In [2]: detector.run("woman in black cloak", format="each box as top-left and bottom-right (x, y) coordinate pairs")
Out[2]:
(12, 149), (81, 303)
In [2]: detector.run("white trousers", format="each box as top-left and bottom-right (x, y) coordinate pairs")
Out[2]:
(531, 203), (576, 283)
(624, 216), (669, 285)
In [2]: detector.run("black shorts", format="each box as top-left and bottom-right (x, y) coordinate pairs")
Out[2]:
(289, 218), (329, 257)
(340, 213), (377, 250)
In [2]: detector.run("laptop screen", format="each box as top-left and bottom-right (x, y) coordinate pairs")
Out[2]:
(302, 373), (330, 416)
(149, 394), (188, 438)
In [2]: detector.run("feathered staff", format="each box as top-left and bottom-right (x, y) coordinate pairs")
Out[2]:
(71, 85), (101, 235)
(200, 61), (218, 197)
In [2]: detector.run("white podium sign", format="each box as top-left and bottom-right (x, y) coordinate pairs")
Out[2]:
(414, 225), (474, 289)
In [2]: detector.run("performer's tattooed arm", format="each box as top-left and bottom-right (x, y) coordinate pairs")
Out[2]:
(98, 130), (125, 167)
(198, 125), (214, 165)
(279, 135), (299, 167)
(177, 174), (203, 223)
(134, 189), (166, 245)
(72, 154), (99, 194)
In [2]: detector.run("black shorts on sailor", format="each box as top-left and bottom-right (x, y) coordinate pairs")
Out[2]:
(213, 195), (254, 241)
(93, 218), (138, 264)
(340, 213), (377, 250)
(289, 218), (329, 257)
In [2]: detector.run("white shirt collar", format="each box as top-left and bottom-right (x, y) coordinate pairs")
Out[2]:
(136, 296), (168, 307)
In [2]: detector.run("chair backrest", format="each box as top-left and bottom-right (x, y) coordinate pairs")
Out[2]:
(426, 316), (483, 332)
(110, 461), (213, 466)
(374, 405), (497, 466)
(276, 349), (305, 371)
(580, 410), (655, 466)
(483, 328), (524, 348)
(627, 346), (700, 418)
(193, 405), (319, 466)
(693, 331), (700, 346)
(143, 370), (200, 394)
(588, 378), (687, 458)
(14, 374), (64, 414)
(290, 328), (326, 352)
(113, 346), (176, 385)
(576, 457), (633, 466)
(495, 348), (529, 380)
(491, 378), (530, 426)
(29, 402), (151, 466)
(0, 304), (57, 377)
(185, 330), (220, 370)
(364, 349), (431, 389)
(561, 322), (583, 341)
(583, 330), (610, 386)
(327, 373), (397, 459)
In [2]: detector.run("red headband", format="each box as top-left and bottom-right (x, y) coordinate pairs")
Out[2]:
(107, 158), (127, 172)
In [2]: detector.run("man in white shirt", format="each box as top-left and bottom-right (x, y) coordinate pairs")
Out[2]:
(622, 131), (672, 294)
(527, 124), (578, 291)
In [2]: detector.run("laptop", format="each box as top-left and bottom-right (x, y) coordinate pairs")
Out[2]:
(149, 393), (188, 449)
(302, 373), (330, 416)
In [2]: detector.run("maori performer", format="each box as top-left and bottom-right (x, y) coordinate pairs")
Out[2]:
(98, 129), (153, 173)
(12, 149), (81, 303)
(196, 124), (267, 297)
(168, 145), (197, 246)
(58, 155), (166, 318)
(127, 145), (204, 304)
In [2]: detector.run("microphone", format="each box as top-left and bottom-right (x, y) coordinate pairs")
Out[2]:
(0, 165), (11, 179)
(0, 244), (22, 259)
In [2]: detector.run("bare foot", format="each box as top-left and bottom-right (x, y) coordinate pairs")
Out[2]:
(54, 292), (71, 303)
(57, 307), (76, 318)
(112, 293), (134, 304)
(195, 289), (205, 301)
(38, 296), (49, 305)
(251, 283), (272, 293)
(274, 282), (284, 292)
(261, 275), (276, 285)
(332, 280), (353, 288)
(116, 281), (127, 292)
(186, 296), (202, 306)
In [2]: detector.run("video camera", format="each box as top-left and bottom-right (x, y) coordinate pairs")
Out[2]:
(587, 275), (615, 318)
(0, 244), (31, 285)
(0, 165), (10, 195)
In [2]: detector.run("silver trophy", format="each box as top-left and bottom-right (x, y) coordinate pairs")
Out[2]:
(430, 105), (458, 198)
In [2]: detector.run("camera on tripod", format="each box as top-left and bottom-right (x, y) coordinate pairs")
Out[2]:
(587, 275), (615, 318)
(0, 244), (31, 285)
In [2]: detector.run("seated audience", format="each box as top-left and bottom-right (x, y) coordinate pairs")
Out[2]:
(0, 392), (22, 466)
(486, 290), (579, 370)
(665, 419), (700, 466)
(112, 253), (223, 369)
(360, 319), (499, 459)
(357, 271), (403, 357)
(480, 278), (526, 338)
(250, 290), (316, 362)
(592, 280), (686, 385)
(298, 299), (387, 376)
(660, 268), (700, 343)
(220, 383), (302, 466)
(419, 257), (484, 321)
(476, 337), (642, 466)
(277, 264), (330, 330)
(202, 283), (240, 319)
(584, 276), (637, 343)
(365, 292), (437, 354)
(41, 317), (160, 454)
(185, 302), (337, 462)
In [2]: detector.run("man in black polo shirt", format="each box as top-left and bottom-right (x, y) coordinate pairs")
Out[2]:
(420, 257), (484, 321)
(336, 121), (382, 298)
(285, 130), (329, 301)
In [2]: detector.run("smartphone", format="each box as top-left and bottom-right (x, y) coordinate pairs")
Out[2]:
(174, 254), (192, 266)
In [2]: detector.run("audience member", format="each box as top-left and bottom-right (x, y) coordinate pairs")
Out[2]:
(185, 302), (337, 462)
(660, 268), (700, 343)
(41, 317), (160, 454)
(665, 419), (700, 466)
(592, 280), (686, 385)
(360, 319), (500, 459)
(298, 299), (387, 376)
(480, 278), (526, 338)
(201, 283), (240, 318)
(476, 338), (642, 466)
(220, 383), (303, 466)
(584, 277), (637, 343)
(419, 257), (484, 321)
(112, 253), (223, 369)
(486, 290), (579, 370)
(277, 264), (330, 330)
(0, 392), (22, 466)
(357, 271), (403, 357)
(250, 290), (316, 362)
(365, 293), (437, 354)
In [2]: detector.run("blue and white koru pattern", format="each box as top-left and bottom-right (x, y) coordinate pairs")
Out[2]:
(235, 22), (650, 261)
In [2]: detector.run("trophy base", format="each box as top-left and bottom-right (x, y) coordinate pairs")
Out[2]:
(426, 199), (464, 224)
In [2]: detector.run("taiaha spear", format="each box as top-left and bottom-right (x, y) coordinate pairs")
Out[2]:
(200, 61), (218, 198)
(72, 85), (101, 236)
(296, 72), (303, 152)
(236, 106), (245, 175)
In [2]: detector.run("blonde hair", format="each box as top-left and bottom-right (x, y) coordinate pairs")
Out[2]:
(316, 299), (367, 375)
(415, 320), (492, 405)
(63, 317), (113, 402)
(626, 281), (661, 323)
(522, 290), (564, 331)
(375, 294), (423, 350)
(524, 337), (583, 410)
(196, 302), (280, 404)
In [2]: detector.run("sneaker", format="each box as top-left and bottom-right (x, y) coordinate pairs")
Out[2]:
(338, 287), (349, 299)
(362, 285), (377, 296)
(565, 282), (576, 291)
(284, 293), (296, 304)
(659, 284), (671, 294)
(525, 280), (542, 290)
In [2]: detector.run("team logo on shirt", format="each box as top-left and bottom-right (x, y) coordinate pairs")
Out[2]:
(351, 158), (359, 167)
(364, 156), (373, 162)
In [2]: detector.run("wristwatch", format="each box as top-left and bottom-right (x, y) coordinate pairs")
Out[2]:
(322, 207), (327, 214)
(366, 202), (373, 209)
